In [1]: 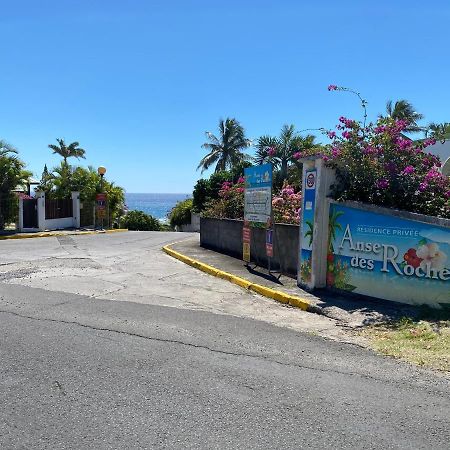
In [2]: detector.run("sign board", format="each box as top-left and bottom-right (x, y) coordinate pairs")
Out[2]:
(242, 222), (251, 263)
(299, 170), (317, 285)
(266, 229), (273, 257)
(96, 193), (107, 210)
(244, 164), (272, 226)
(96, 193), (107, 220)
(97, 209), (107, 219)
(327, 203), (450, 306)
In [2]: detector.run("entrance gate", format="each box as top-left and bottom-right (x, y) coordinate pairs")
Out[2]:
(23, 199), (38, 228)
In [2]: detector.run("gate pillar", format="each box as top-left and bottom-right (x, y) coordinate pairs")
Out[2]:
(36, 191), (46, 231)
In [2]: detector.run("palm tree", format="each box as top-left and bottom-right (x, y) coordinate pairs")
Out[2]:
(48, 138), (86, 165)
(385, 100), (424, 133)
(426, 122), (450, 143)
(255, 125), (317, 182)
(0, 139), (17, 157)
(197, 118), (251, 173)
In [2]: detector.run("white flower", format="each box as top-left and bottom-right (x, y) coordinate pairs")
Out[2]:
(417, 243), (447, 271)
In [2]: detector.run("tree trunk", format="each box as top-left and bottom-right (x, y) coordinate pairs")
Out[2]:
(280, 159), (288, 182)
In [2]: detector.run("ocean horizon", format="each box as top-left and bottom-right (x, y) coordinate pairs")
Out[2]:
(125, 192), (191, 221)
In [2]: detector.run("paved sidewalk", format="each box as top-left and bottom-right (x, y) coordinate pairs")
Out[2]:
(169, 236), (422, 328)
(0, 228), (127, 240)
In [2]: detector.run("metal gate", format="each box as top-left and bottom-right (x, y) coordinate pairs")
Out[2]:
(23, 199), (38, 228)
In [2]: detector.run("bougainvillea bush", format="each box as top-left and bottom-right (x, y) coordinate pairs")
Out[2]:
(202, 178), (245, 220)
(321, 117), (450, 218)
(202, 178), (302, 224)
(272, 183), (301, 224)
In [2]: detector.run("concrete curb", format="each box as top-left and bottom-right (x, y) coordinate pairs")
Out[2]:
(0, 228), (128, 241)
(162, 244), (319, 313)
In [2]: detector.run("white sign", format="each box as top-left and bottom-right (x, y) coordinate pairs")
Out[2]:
(244, 187), (271, 224)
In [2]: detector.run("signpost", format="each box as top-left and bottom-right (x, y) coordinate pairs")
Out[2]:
(298, 169), (317, 286)
(244, 163), (272, 226)
(243, 164), (273, 268)
(242, 220), (251, 263)
(266, 228), (273, 258)
(96, 193), (107, 229)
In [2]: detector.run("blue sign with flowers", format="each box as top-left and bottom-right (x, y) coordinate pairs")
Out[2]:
(327, 203), (450, 306)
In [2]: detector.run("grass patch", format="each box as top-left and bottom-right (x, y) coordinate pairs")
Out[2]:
(360, 310), (450, 372)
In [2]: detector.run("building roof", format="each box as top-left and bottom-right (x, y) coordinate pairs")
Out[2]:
(428, 140), (450, 162)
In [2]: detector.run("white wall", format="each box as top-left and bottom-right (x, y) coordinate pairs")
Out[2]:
(18, 191), (80, 232)
(44, 217), (76, 230)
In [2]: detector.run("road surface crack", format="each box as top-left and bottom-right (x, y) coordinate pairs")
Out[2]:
(0, 308), (439, 387)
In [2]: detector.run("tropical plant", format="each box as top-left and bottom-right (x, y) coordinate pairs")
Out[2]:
(271, 184), (302, 224)
(192, 169), (246, 213)
(323, 116), (450, 218)
(120, 210), (161, 231)
(48, 138), (86, 164)
(202, 178), (245, 220)
(255, 125), (318, 184)
(197, 118), (251, 173)
(0, 143), (32, 229)
(43, 163), (125, 226)
(426, 122), (450, 143)
(0, 139), (17, 157)
(384, 99), (424, 133)
(169, 199), (193, 228)
(36, 164), (53, 195)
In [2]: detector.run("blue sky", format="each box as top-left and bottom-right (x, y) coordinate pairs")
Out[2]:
(1, 0), (449, 193)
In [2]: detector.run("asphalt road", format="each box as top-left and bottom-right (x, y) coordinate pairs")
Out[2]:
(0, 232), (449, 449)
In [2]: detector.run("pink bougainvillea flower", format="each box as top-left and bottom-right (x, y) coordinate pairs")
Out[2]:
(384, 162), (397, 173)
(331, 147), (341, 158)
(374, 125), (386, 134)
(237, 176), (245, 184)
(418, 181), (428, 192)
(394, 119), (409, 132)
(422, 138), (437, 148)
(396, 137), (411, 150)
(342, 131), (352, 139)
(328, 85), (338, 91)
(425, 169), (441, 181)
(401, 165), (415, 175)
(327, 131), (336, 139)
(293, 152), (303, 160)
(377, 179), (389, 189)
(267, 147), (276, 156)
(363, 145), (377, 155)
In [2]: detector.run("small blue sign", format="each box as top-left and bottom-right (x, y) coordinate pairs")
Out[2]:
(244, 164), (272, 189)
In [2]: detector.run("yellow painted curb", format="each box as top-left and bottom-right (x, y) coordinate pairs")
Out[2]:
(0, 228), (128, 241)
(162, 244), (311, 311)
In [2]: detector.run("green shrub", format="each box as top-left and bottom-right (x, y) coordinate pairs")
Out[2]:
(120, 210), (161, 231)
(169, 199), (193, 228)
(202, 179), (244, 220)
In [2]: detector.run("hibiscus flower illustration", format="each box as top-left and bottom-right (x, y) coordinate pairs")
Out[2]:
(416, 243), (447, 271)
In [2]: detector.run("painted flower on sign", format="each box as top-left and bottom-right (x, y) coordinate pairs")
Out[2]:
(416, 243), (447, 271)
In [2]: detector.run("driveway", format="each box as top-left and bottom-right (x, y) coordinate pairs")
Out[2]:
(0, 232), (449, 449)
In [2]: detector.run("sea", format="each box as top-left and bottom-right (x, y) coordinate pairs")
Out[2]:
(125, 193), (191, 222)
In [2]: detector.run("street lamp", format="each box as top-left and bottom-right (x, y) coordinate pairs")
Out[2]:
(97, 166), (107, 230)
